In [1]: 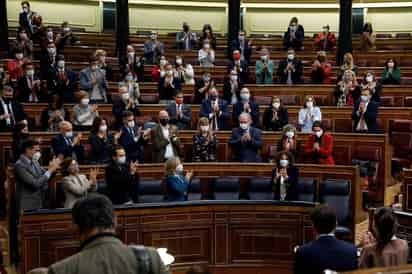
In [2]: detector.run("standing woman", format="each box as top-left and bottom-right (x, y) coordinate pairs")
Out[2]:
(200, 24), (217, 50)
(298, 96), (322, 133)
(88, 117), (120, 164)
(192, 117), (217, 162)
(277, 124), (301, 161)
(359, 22), (375, 52)
(359, 207), (409, 268)
(164, 157), (194, 202)
(271, 151), (299, 201)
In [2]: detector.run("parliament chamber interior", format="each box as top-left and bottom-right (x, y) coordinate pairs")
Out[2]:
(1, 0), (412, 273)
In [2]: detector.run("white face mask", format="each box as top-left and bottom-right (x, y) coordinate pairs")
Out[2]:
(315, 130), (323, 138)
(32, 151), (41, 162)
(160, 60), (167, 66)
(366, 75), (373, 83)
(306, 101), (313, 108)
(261, 55), (268, 61)
(91, 65), (98, 71)
(128, 52), (135, 58)
(230, 75), (238, 81)
(176, 59), (182, 65)
(117, 156), (126, 165)
(287, 54), (295, 61)
(63, 27), (71, 33)
(272, 102), (280, 109)
(122, 93), (130, 101)
(240, 123), (249, 130)
(240, 93), (250, 101)
(150, 34), (157, 40)
(99, 125), (107, 132)
(47, 48), (56, 55)
(81, 98), (89, 105)
(387, 62), (394, 68)
(290, 25), (297, 32)
(47, 31), (53, 38)
(23, 7), (29, 13)
(204, 44), (210, 50)
(200, 126), (209, 132)
(166, 70), (173, 76)
(57, 61), (65, 68)
(125, 75), (134, 81)
(286, 131), (294, 138)
(176, 164), (184, 173)
(16, 53), (23, 60)
(128, 121), (135, 128)
(65, 131), (73, 138)
(279, 159), (289, 168)
(26, 70), (34, 77)
(361, 95), (369, 102)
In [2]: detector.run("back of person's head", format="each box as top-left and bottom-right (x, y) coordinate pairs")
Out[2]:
(21, 138), (40, 154)
(310, 206), (337, 235)
(164, 157), (180, 176)
(72, 193), (115, 235)
(60, 157), (74, 176)
(373, 207), (397, 250)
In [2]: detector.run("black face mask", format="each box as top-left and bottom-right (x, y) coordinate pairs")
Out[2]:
(183, 26), (189, 32)
(159, 118), (169, 126)
(2, 97), (12, 103)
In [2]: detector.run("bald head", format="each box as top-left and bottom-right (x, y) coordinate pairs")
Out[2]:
(158, 110), (169, 120)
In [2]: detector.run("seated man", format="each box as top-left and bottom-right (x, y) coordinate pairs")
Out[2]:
(232, 88), (259, 128)
(166, 91), (192, 130)
(229, 112), (262, 162)
(151, 110), (181, 163)
(112, 85), (141, 129)
(294, 206), (357, 274)
(303, 121), (334, 165)
(105, 146), (139, 205)
(51, 121), (84, 162)
(352, 88), (379, 133)
(143, 31), (165, 65)
(277, 49), (303, 84)
(47, 54), (78, 103)
(79, 55), (108, 103)
(118, 111), (149, 163)
(0, 85), (27, 132)
(14, 139), (61, 211)
(199, 87), (229, 131)
(228, 50), (248, 84)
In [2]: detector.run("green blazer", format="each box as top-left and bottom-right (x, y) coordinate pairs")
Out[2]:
(255, 60), (275, 84)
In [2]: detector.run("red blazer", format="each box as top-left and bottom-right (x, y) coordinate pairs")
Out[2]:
(303, 133), (335, 165)
(314, 32), (337, 51)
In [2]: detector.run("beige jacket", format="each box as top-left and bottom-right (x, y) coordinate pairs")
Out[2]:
(62, 174), (96, 208)
(359, 238), (409, 268)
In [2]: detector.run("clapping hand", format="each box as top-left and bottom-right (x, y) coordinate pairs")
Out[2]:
(185, 170), (194, 181)
(129, 161), (139, 175)
(48, 157), (61, 173)
(89, 168), (98, 183)
(313, 142), (320, 151)
(73, 133), (82, 145)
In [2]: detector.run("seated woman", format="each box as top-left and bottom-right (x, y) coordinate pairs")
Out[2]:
(298, 96), (322, 133)
(40, 95), (69, 131)
(263, 96), (289, 131)
(164, 157), (194, 202)
(72, 91), (99, 131)
(334, 70), (360, 107)
(310, 51), (332, 84)
(381, 58), (401, 85)
(361, 71), (382, 103)
(174, 56), (195, 85)
(277, 124), (301, 161)
(271, 151), (299, 201)
(192, 117), (217, 162)
(359, 207), (409, 268)
(338, 52), (358, 81)
(88, 117), (120, 164)
(61, 157), (97, 208)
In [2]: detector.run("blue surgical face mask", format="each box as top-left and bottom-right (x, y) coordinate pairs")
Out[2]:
(361, 95), (369, 102)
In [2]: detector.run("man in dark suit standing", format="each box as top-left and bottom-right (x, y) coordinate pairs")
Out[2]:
(17, 61), (47, 102)
(118, 111), (149, 163)
(229, 112), (262, 162)
(176, 22), (198, 51)
(277, 49), (303, 84)
(120, 45), (145, 82)
(228, 50), (249, 84)
(51, 121), (84, 162)
(166, 91), (192, 130)
(47, 54), (78, 103)
(112, 85), (141, 129)
(294, 206), (358, 274)
(0, 86), (26, 132)
(105, 146), (139, 205)
(232, 88), (259, 128)
(230, 30), (252, 65)
(200, 87), (230, 131)
(19, 1), (34, 37)
(352, 88), (379, 133)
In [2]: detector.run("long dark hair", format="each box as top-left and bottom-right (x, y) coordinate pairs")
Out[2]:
(202, 24), (214, 39)
(362, 22), (373, 34)
(91, 116), (105, 134)
(373, 207), (397, 253)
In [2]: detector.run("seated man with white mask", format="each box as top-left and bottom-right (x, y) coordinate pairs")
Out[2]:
(229, 112), (262, 162)
(232, 88), (259, 128)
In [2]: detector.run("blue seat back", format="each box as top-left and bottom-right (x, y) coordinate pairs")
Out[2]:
(214, 177), (240, 200)
(248, 177), (273, 200)
(319, 179), (350, 225)
(138, 179), (164, 203)
(295, 178), (315, 202)
(187, 178), (202, 201)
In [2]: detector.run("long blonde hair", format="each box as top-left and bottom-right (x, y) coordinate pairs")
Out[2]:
(164, 157), (180, 176)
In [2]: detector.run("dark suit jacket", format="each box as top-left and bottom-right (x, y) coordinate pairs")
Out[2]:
(166, 102), (192, 130)
(39, 52), (56, 80)
(230, 39), (252, 64)
(118, 126), (148, 163)
(352, 100), (379, 133)
(294, 235), (358, 274)
(120, 55), (145, 82)
(194, 79), (214, 104)
(229, 126), (262, 162)
(277, 59), (303, 84)
(47, 66), (78, 103)
(166, 175), (188, 202)
(151, 124), (181, 163)
(223, 78), (243, 103)
(158, 77), (181, 100)
(228, 60), (249, 84)
(0, 99), (26, 132)
(17, 75), (47, 102)
(199, 99), (230, 130)
(88, 133), (114, 164)
(263, 107), (288, 131)
(283, 27), (304, 51)
(19, 12), (33, 35)
(105, 161), (139, 205)
(271, 165), (299, 200)
(112, 101), (141, 129)
(232, 100), (260, 128)
(51, 134), (84, 161)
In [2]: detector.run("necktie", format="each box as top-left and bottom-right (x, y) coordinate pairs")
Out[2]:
(59, 71), (64, 81)
(7, 103), (14, 126)
(30, 78), (38, 102)
(65, 137), (72, 146)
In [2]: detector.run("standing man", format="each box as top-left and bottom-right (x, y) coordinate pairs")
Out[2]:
(144, 31), (165, 65)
